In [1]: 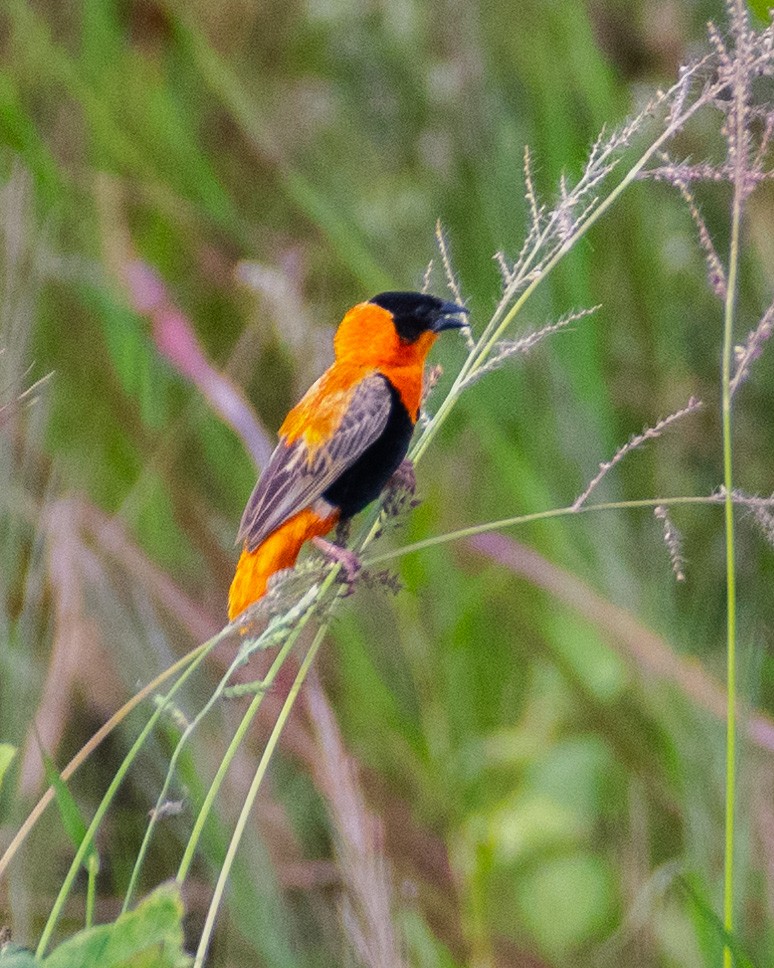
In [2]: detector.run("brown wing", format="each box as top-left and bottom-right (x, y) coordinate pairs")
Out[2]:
(236, 374), (393, 551)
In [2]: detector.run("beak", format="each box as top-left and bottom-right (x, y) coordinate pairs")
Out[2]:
(432, 300), (470, 332)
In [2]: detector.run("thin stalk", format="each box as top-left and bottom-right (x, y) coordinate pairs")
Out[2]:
(85, 855), (98, 929)
(35, 626), (229, 957)
(176, 570), (338, 885)
(176, 689), (263, 885)
(127, 576), (337, 906)
(722, 258), (739, 968)
(123, 648), (249, 912)
(362, 494), (726, 567)
(722, 52), (746, 968)
(193, 623), (328, 968)
(0, 640), (208, 881)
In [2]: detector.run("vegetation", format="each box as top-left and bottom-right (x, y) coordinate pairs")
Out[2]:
(1, 1), (774, 966)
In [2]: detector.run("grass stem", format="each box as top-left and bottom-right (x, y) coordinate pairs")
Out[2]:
(176, 572), (338, 886)
(0, 641), (209, 882)
(35, 626), (230, 957)
(721, 52), (746, 968)
(362, 494), (727, 567)
(193, 623), (328, 967)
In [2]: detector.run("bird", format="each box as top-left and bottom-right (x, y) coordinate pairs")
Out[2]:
(228, 291), (469, 621)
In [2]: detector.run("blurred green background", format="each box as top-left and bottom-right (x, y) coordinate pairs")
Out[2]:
(2, 0), (774, 965)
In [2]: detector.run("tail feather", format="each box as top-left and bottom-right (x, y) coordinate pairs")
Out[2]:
(228, 507), (336, 621)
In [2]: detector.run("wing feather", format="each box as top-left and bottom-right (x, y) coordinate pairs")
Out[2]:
(237, 374), (393, 551)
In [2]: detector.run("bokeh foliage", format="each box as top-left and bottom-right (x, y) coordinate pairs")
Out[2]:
(2, 0), (774, 966)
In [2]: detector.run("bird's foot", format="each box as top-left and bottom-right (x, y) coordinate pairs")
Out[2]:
(312, 537), (362, 594)
(389, 458), (417, 495)
(334, 519), (352, 545)
(382, 458), (418, 518)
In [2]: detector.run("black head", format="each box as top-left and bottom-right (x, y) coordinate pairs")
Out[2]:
(369, 291), (469, 343)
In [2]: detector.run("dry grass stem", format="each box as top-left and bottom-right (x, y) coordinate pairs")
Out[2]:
(461, 305), (599, 388)
(421, 258), (434, 295)
(573, 397), (703, 510)
(730, 300), (774, 396)
(654, 505), (686, 582)
(672, 171), (727, 299)
(746, 499), (774, 549)
(434, 219), (463, 306)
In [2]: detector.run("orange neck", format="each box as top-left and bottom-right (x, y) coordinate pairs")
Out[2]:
(375, 359), (428, 420)
(333, 303), (437, 418)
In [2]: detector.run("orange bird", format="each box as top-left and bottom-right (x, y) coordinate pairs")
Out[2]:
(228, 291), (469, 621)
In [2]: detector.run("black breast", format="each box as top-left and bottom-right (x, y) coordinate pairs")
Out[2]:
(322, 378), (414, 519)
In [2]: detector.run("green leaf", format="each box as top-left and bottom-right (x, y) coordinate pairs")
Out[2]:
(0, 75), (64, 205)
(747, 0), (772, 23)
(43, 883), (190, 968)
(401, 909), (462, 968)
(41, 751), (99, 872)
(0, 744), (17, 793)
(677, 876), (760, 968)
